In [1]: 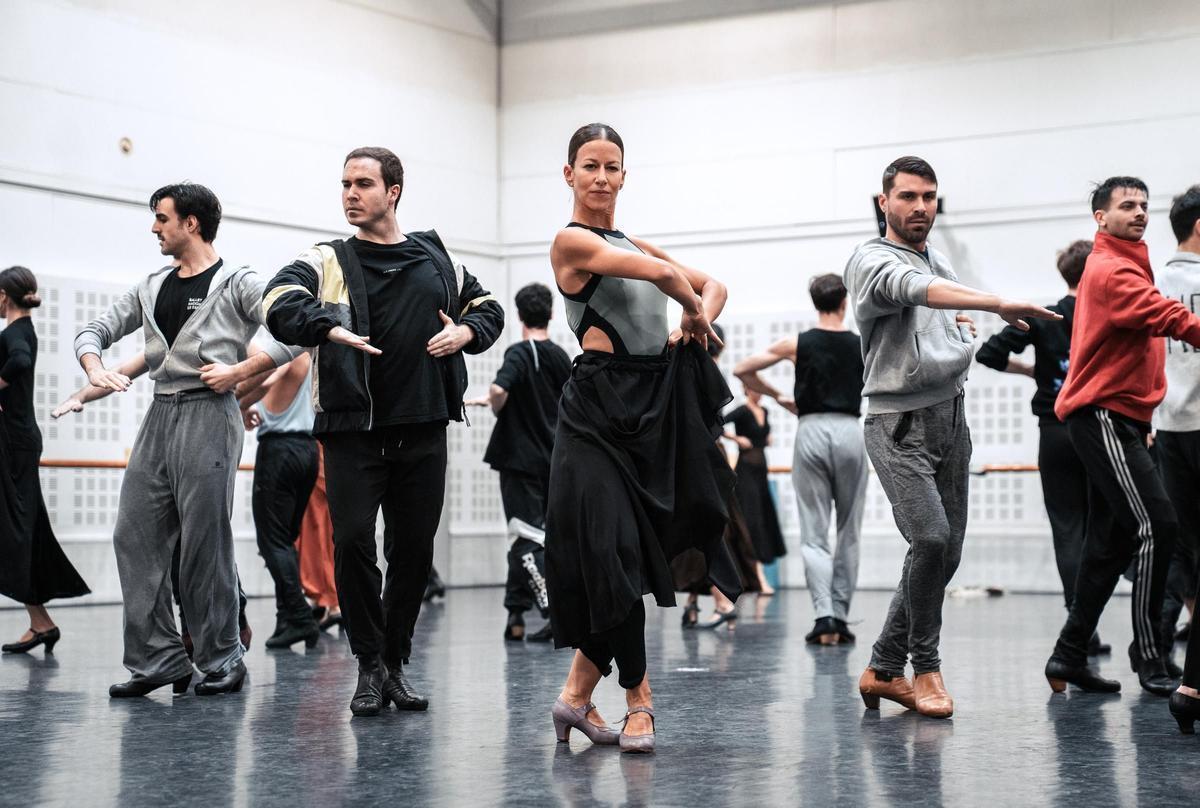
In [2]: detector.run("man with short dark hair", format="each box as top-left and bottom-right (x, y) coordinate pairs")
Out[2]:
(843, 156), (1056, 717)
(75, 182), (301, 697)
(263, 147), (504, 717)
(975, 240), (1110, 656)
(467, 283), (571, 643)
(1154, 185), (1200, 671)
(1044, 177), (1200, 697)
(734, 273), (868, 646)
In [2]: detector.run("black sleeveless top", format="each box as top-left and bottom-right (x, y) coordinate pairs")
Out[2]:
(793, 328), (864, 417)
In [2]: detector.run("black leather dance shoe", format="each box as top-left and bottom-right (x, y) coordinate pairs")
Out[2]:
(350, 658), (385, 717)
(383, 665), (429, 711)
(805, 616), (839, 645)
(681, 602), (700, 629)
(1169, 690), (1200, 734)
(526, 623), (554, 643)
(110, 672), (193, 698)
(834, 619), (857, 644)
(1044, 658), (1121, 693)
(1132, 657), (1178, 697)
(504, 612), (525, 642)
(194, 660), (247, 696)
(2, 626), (60, 654)
(264, 619), (320, 650)
(1165, 657), (1184, 680)
(423, 570), (447, 602)
(318, 611), (344, 631)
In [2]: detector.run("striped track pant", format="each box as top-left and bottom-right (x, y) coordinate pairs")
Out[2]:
(1052, 407), (1178, 666)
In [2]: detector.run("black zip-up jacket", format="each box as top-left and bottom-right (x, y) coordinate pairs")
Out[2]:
(975, 294), (1075, 423)
(262, 229), (504, 434)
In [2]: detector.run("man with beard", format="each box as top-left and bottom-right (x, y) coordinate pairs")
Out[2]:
(844, 156), (1057, 718)
(1045, 178), (1200, 697)
(262, 147), (504, 717)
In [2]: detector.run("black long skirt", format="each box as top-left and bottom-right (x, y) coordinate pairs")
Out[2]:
(735, 450), (787, 563)
(545, 343), (741, 648)
(0, 438), (90, 605)
(672, 494), (762, 595)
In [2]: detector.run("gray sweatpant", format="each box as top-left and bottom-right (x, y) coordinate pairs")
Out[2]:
(864, 395), (970, 676)
(113, 390), (243, 680)
(791, 413), (868, 621)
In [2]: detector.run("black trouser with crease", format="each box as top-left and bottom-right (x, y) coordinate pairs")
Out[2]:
(579, 599), (647, 689)
(253, 433), (319, 624)
(322, 423), (447, 669)
(1155, 430), (1200, 654)
(1052, 408), (1177, 667)
(1037, 421), (1089, 610)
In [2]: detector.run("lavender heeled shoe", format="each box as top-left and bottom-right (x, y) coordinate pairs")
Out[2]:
(619, 706), (655, 754)
(552, 697), (620, 745)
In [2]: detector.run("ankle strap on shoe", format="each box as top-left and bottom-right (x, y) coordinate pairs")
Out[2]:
(622, 706), (655, 725)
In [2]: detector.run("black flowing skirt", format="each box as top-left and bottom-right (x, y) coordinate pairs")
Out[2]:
(0, 435), (90, 605)
(735, 450), (787, 563)
(545, 343), (741, 648)
(672, 494), (762, 595)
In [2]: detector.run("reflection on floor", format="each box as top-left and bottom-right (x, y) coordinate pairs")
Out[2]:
(0, 589), (1193, 807)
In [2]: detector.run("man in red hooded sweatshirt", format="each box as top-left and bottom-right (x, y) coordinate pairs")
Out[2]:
(1045, 176), (1200, 697)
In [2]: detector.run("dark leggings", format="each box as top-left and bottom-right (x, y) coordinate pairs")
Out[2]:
(579, 599), (647, 689)
(1185, 574), (1200, 688)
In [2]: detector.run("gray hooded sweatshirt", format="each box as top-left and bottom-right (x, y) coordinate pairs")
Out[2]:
(843, 237), (972, 414)
(74, 262), (300, 394)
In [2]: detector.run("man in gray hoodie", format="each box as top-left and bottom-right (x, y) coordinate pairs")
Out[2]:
(845, 156), (1057, 718)
(75, 182), (301, 698)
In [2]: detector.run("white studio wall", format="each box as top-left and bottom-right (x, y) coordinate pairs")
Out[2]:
(4, 0), (1200, 603)
(498, 0), (1200, 591)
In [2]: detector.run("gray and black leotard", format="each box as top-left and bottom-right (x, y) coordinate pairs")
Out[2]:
(560, 223), (669, 356)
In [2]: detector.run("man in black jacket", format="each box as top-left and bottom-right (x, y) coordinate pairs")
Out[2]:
(975, 239), (1109, 656)
(263, 146), (504, 717)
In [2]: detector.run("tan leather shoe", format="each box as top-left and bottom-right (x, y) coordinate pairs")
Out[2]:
(859, 667), (917, 710)
(913, 671), (954, 718)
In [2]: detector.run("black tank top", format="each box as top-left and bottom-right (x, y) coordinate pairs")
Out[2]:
(793, 328), (864, 417)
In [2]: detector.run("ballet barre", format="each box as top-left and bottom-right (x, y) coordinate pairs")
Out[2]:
(39, 459), (256, 471)
(767, 463), (1039, 475)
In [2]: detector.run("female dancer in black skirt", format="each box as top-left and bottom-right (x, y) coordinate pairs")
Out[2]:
(723, 386), (787, 593)
(0, 267), (90, 653)
(546, 123), (738, 754)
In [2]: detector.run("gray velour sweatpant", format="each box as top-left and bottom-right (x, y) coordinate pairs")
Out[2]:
(113, 389), (243, 681)
(863, 395), (971, 676)
(792, 412), (868, 621)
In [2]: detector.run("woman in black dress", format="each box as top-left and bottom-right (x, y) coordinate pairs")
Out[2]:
(723, 385), (787, 593)
(546, 124), (737, 754)
(0, 266), (90, 653)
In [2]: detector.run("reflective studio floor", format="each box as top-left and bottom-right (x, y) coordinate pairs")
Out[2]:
(0, 589), (1195, 808)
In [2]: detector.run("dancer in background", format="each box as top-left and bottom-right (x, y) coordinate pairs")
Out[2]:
(975, 239), (1111, 657)
(1156, 185), (1200, 680)
(675, 330), (760, 630)
(1045, 177), (1200, 698)
(236, 347), (320, 650)
(844, 156), (1057, 718)
(735, 273), (866, 646)
(263, 146), (504, 717)
(466, 282), (571, 643)
(721, 385), (786, 595)
(298, 449), (341, 631)
(0, 266), (91, 653)
(75, 182), (301, 697)
(547, 123), (736, 754)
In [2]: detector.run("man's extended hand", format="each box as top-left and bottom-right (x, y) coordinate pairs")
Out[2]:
(996, 300), (1061, 332)
(427, 311), (474, 358)
(200, 363), (242, 394)
(87, 367), (131, 392)
(327, 325), (382, 356)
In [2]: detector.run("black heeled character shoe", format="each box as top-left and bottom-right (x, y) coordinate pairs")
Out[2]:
(1169, 690), (1200, 735)
(1044, 657), (1121, 693)
(2, 626), (60, 654)
(318, 610), (344, 631)
(383, 664), (429, 711)
(264, 618), (320, 650)
(110, 671), (193, 698)
(681, 602), (700, 629)
(526, 623), (554, 643)
(834, 619), (857, 644)
(194, 659), (247, 696)
(350, 658), (385, 717)
(805, 616), (840, 646)
(699, 608), (737, 630)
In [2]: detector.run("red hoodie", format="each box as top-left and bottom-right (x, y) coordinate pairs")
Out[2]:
(1055, 230), (1200, 424)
